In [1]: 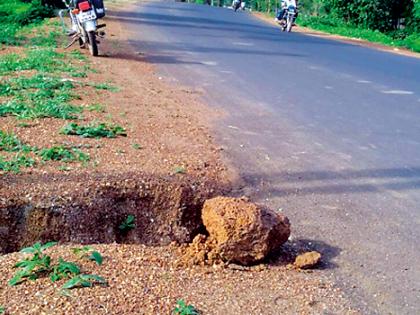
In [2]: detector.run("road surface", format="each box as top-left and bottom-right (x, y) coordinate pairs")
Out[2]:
(108, 1), (420, 314)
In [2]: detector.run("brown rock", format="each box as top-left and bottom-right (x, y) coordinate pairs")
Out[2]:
(202, 196), (291, 265)
(294, 251), (322, 269)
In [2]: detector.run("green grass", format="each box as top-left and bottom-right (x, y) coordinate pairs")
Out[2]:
(61, 122), (127, 138)
(0, 74), (83, 120)
(90, 83), (120, 92)
(0, 48), (73, 75)
(38, 146), (90, 163)
(298, 15), (420, 53)
(86, 103), (106, 113)
(0, 154), (35, 173)
(0, 0), (54, 46)
(0, 130), (33, 152)
(0, 130), (35, 172)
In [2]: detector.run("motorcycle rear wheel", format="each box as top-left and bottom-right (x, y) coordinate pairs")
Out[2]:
(87, 31), (98, 56)
(286, 19), (293, 32)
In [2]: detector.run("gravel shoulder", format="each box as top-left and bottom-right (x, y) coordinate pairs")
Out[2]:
(0, 244), (358, 314)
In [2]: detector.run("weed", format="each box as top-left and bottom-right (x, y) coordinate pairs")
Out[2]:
(0, 154), (35, 173)
(72, 246), (103, 266)
(0, 305), (4, 314)
(9, 241), (57, 286)
(38, 146), (90, 163)
(119, 215), (136, 233)
(132, 143), (142, 150)
(86, 103), (105, 113)
(0, 130), (32, 152)
(61, 122), (127, 138)
(173, 300), (200, 315)
(173, 166), (186, 174)
(50, 258), (80, 282)
(62, 274), (106, 290)
(90, 83), (119, 92)
(9, 242), (107, 292)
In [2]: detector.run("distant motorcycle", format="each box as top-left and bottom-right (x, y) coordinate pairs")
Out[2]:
(59, 0), (106, 56)
(232, 0), (241, 12)
(277, 4), (297, 32)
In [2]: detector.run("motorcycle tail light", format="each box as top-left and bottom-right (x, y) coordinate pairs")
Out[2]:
(78, 1), (91, 11)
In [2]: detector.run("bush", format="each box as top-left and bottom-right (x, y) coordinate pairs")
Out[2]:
(404, 33), (420, 51)
(13, 1), (54, 26)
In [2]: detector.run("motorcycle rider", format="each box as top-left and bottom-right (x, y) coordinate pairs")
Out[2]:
(232, 0), (242, 11)
(275, 0), (298, 22)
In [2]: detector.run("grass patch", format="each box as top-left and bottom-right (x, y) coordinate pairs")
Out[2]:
(0, 48), (73, 75)
(298, 15), (420, 53)
(86, 103), (106, 113)
(0, 130), (33, 152)
(0, 74), (83, 120)
(38, 146), (90, 163)
(0, 154), (35, 173)
(61, 122), (127, 138)
(90, 83), (120, 92)
(0, 0), (52, 46)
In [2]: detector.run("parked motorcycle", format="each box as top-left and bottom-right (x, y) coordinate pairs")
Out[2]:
(277, 4), (297, 32)
(59, 0), (106, 56)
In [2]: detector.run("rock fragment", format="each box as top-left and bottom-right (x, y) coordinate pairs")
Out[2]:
(294, 251), (322, 269)
(202, 196), (291, 265)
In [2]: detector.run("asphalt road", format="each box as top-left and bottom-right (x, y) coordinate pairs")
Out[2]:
(109, 1), (420, 313)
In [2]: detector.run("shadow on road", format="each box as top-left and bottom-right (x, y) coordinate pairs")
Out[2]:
(240, 167), (420, 197)
(269, 238), (341, 270)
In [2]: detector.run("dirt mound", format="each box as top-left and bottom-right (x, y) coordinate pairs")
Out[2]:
(179, 197), (290, 266)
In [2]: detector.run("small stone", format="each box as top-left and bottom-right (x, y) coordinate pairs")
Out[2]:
(294, 251), (322, 269)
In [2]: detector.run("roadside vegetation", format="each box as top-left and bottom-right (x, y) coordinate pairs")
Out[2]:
(295, 0), (420, 52)
(205, 0), (420, 52)
(8, 242), (106, 292)
(0, 0), (124, 174)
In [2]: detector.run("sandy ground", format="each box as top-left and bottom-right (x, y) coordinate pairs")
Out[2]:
(0, 244), (359, 314)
